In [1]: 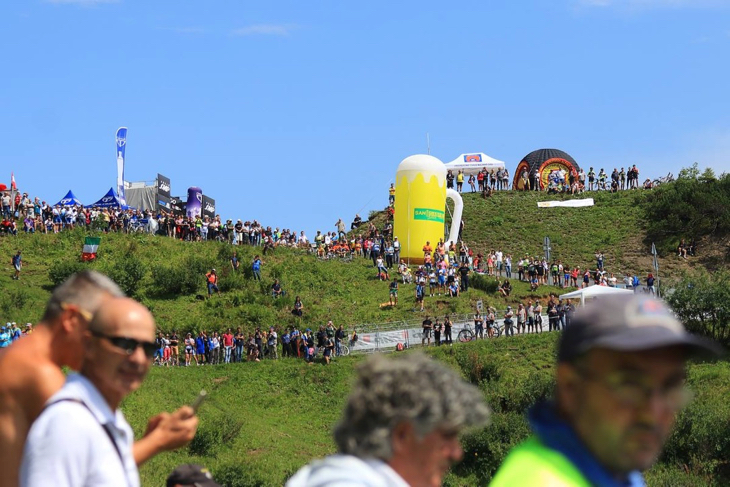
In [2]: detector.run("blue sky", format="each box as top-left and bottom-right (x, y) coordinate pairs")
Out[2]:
(2, 0), (729, 236)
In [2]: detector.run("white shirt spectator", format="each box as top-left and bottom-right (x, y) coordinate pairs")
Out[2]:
(20, 374), (139, 487)
(287, 454), (408, 487)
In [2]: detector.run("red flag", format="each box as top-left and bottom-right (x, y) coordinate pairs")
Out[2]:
(10, 173), (16, 190)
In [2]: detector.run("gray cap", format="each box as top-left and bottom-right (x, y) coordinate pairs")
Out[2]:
(558, 294), (723, 362)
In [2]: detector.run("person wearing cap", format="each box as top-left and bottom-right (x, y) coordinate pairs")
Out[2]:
(204, 269), (220, 298)
(287, 353), (490, 487)
(167, 464), (221, 487)
(491, 294), (723, 486)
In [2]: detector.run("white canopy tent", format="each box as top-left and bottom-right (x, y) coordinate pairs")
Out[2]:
(559, 285), (634, 306)
(443, 153), (506, 176)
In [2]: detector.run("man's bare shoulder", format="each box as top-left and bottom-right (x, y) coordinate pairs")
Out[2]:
(0, 338), (64, 415)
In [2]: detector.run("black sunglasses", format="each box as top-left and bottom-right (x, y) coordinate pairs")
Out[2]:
(91, 330), (157, 359)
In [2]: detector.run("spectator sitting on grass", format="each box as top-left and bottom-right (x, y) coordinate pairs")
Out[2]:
(292, 295), (304, 317)
(448, 281), (459, 297)
(499, 279), (512, 297)
(399, 261), (413, 284)
(271, 279), (284, 298)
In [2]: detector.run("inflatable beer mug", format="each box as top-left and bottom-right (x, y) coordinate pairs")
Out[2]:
(393, 154), (464, 264)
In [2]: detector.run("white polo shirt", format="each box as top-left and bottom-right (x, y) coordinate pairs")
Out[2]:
(20, 373), (139, 487)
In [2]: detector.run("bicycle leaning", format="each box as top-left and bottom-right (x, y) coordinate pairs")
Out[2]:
(458, 320), (502, 342)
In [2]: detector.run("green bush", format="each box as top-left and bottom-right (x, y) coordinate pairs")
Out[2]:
(150, 254), (215, 297)
(471, 274), (500, 294)
(105, 253), (147, 297)
(219, 271), (248, 292)
(0, 288), (31, 316)
(48, 259), (91, 286)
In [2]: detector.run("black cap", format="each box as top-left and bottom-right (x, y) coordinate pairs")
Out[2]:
(558, 294), (723, 362)
(166, 464), (221, 487)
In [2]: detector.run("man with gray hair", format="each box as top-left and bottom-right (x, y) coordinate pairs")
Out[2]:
(287, 353), (490, 486)
(0, 271), (198, 487)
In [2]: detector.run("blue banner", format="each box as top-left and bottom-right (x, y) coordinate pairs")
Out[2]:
(116, 127), (128, 205)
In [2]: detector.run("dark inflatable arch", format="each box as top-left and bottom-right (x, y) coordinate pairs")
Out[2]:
(513, 148), (581, 190)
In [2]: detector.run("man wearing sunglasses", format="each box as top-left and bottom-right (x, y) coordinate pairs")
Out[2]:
(21, 297), (157, 486)
(491, 294), (723, 486)
(0, 271), (198, 487)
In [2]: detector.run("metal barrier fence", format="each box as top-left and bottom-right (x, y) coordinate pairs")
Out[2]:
(348, 313), (553, 354)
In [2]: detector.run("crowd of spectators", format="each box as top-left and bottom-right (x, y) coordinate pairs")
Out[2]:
(151, 320), (353, 367)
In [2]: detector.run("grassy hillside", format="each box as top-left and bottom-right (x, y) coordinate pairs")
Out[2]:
(0, 190), (711, 331)
(122, 335), (730, 486)
(1, 189), (727, 486)
(0, 229), (521, 332)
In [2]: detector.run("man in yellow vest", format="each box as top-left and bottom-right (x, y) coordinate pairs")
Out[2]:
(492, 294), (722, 486)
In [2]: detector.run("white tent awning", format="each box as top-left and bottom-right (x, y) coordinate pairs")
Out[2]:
(559, 285), (634, 306)
(443, 153), (506, 175)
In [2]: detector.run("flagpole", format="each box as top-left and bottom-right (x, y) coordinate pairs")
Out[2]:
(10, 172), (16, 215)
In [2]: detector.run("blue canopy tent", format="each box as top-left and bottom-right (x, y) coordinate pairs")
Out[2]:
(86, 188), (130, 209)
(54, 190), (83, 207)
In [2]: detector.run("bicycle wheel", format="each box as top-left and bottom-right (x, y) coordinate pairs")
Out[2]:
(493, 326), (502, 338)
(340, 344), (350, 356)
(458, 329), (474, 343)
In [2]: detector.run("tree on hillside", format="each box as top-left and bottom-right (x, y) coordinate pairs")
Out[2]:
(644, 164), (730, 252)
(666, 269), (730, 347)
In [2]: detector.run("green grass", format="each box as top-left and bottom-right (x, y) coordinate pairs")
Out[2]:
(451, 189), (649, 275)
(1, 190), (727, 486)
(122, 335), (730, 486)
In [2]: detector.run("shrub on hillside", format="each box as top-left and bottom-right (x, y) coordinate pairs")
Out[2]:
(219, 271), (248, 292)
(150, 254), (215, 297)
(644, 165), (730, 252)
(666, 269), (730, 346)
(104, 253), (147, 297)
(0, 288), (30, 316)
(471, 274), (500, 294)
(48, 260), (91, 287)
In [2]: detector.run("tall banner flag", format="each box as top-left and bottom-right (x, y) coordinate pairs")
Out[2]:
(116, 127), (128, 206)
(11, 172), (16, 190)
